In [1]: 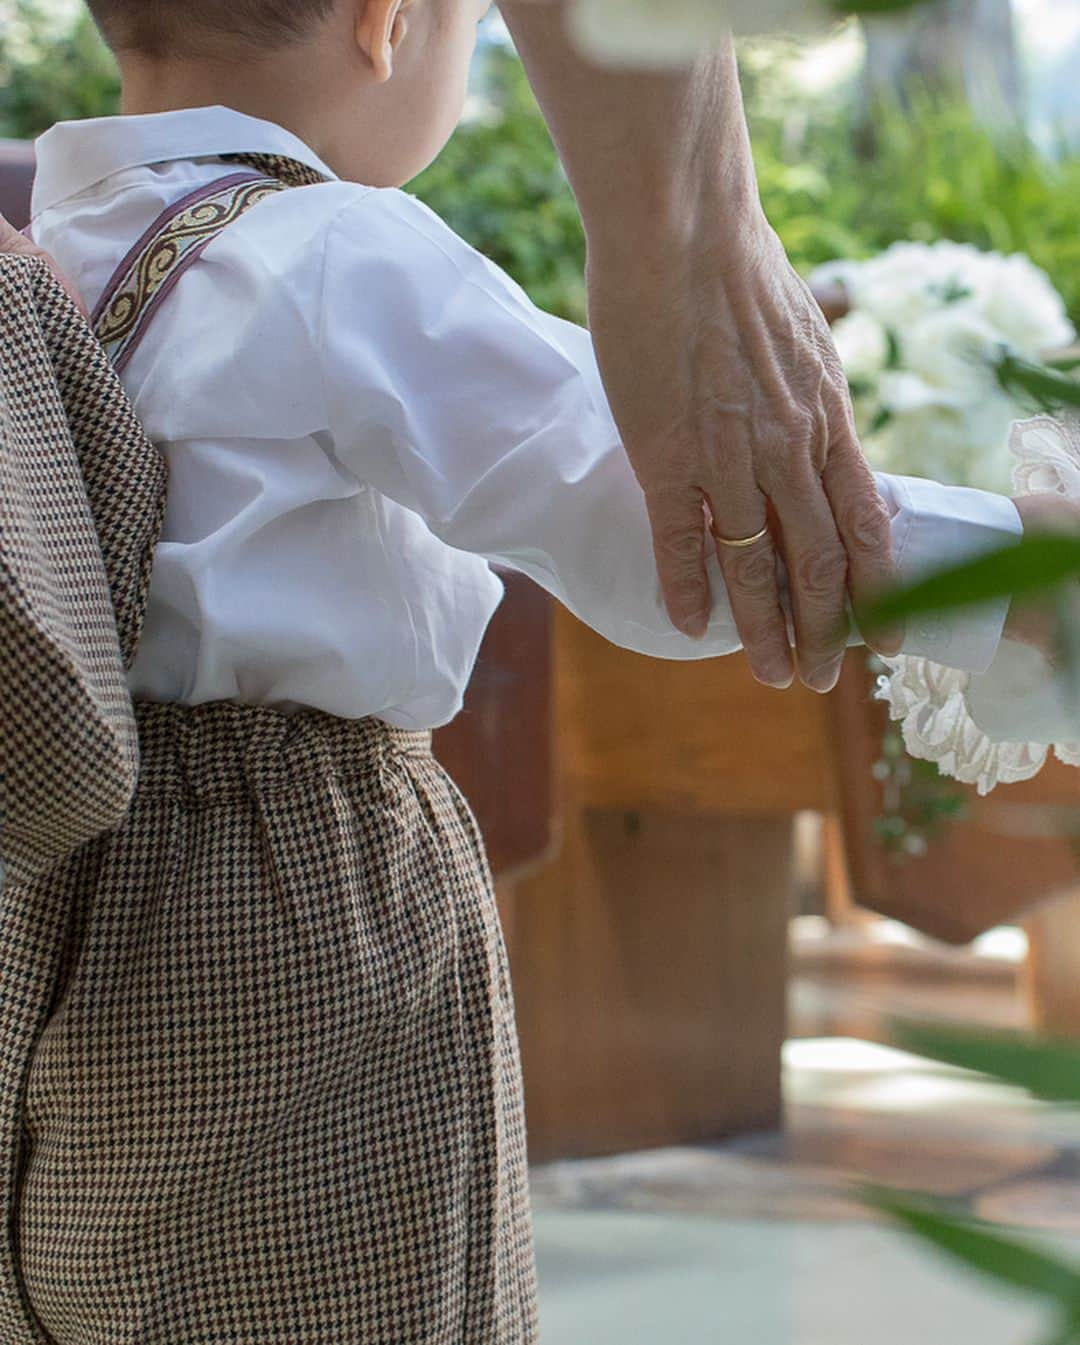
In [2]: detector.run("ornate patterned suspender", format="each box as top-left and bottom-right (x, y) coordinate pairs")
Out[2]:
(92, 153), (328, 374)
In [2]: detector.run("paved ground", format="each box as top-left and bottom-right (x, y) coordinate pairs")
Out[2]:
(529, 1034), (1080, 1344)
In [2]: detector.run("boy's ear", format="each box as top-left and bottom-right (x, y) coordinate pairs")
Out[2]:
(355, 0), (409, 83)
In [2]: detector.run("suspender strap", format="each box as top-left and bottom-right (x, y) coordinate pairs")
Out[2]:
(92, 172), (283, 374)
(92, 153), (328, 374)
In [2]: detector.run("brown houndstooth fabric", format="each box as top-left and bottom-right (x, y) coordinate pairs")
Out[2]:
(0, 157), (540, 1343)
(220, 152), (329, 186)
(0, 256), (167, 889)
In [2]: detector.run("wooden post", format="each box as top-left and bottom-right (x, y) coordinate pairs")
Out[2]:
(1023, 887), (1080, 1038)
(499, 606), (830, 1162)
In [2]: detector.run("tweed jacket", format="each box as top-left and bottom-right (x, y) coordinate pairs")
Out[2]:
(0, 254), (167, 888)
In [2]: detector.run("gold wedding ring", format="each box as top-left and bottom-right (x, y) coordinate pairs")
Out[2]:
(711, 523), (771, 549)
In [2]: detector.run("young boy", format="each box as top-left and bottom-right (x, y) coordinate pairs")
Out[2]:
(9, 1), (1066, 1342)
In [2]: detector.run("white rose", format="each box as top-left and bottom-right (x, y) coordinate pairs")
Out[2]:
(877, 369), (959, 414)
(970, 253), (1076, 357)
(964, 390), (1035, 493)
(899, 308), (1003, 402)
(847, 244), (952, 329)
(837, 241), (988, 331)
(868, 395), (1018, 493)
(831, 311), (891, 385)
(872, 408), (989, 488)
(865, 407), (967, 480)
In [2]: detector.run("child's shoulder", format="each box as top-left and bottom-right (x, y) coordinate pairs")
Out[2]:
(232, 180), (465, 267)
(215, 177), (533, 343)
(215, 178), (495, 309)
(300, 183), (535, 311)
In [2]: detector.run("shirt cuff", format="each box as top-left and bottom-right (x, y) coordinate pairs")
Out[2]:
(875, 472), (1024, 675)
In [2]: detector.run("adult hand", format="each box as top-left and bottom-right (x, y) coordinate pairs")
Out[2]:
(500, 6), (903, 692)
(0, 211), (89, 318)
(586, 213), (902, 692)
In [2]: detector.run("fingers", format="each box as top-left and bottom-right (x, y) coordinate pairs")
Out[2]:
(0, 212), (37, 259)
(822, 395), (904, 657)
(706, 456), (795, 689)
(644, 482), (714, 639)
(0, 211), (90, 320)
(767, 457), (851, 694)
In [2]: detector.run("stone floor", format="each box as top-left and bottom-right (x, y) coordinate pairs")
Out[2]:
(527, 921), (1080, 1343)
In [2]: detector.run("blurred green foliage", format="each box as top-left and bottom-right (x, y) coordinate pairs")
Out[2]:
(864, 1021), (1080, 1345)
(0, 3), (119, 137)
(410, 50), (588, 323)
(746, 80), (1080, 326)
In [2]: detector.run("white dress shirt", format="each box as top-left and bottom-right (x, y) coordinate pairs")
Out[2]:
(31, 106), (1023, 729)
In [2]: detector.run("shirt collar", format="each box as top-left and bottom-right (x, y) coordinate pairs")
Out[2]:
(32, 104), (339, 218)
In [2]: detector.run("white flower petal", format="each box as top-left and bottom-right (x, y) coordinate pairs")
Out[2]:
(832, 311), (891, 384)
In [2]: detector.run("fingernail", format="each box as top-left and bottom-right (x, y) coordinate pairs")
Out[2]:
(806, 655), (844, 694)
(682, 611), (708, 640)
(874, 622), (905, 656)
(760, 658), (795, 689)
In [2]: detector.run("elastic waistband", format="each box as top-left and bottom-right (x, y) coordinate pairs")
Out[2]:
(133, 699), (433, 799)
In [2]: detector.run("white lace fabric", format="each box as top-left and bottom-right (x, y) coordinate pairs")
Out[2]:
(874, 413), (1080, 795)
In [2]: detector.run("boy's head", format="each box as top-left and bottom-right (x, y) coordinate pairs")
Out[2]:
(85, 1), (338, 59)
(86, 0), (490, 187)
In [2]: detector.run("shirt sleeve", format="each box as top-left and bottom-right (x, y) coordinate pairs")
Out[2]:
(318, 189), (1022, 671)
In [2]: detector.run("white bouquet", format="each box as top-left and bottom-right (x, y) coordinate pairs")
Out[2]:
(811, 242), (1076, 494)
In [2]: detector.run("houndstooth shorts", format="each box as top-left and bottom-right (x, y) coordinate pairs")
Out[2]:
(3, 698), (540, 1344)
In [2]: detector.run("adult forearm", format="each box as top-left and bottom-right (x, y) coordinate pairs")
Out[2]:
(499, 2), (900, 689)
(498, 3), (762, 265)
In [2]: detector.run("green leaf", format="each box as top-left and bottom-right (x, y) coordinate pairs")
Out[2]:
(889, 1021), (1080, 1104)
(862, 1187), (1080, 1311)
(1037, 1314), (1080, 1345)
(857, 534), (1080, 630)
(830, 0), (940, 13)
(997, 353), (1080, 413)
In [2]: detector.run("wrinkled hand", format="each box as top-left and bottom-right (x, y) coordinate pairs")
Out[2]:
(586, 214), (903, 692)
(0, 211), (88, 318)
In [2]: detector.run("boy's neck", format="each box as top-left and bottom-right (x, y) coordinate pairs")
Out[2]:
(118, 53), (337, 165)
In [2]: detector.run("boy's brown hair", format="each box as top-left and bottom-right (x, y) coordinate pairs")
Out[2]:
(85, 0), (337, 58)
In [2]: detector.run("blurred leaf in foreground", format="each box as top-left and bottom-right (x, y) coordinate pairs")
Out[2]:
(862, 1187), (1080, 1338)
(857, 534), (1080, 630)
(998, 354), (1080, 415)
(889, 1020), (1080, 1103)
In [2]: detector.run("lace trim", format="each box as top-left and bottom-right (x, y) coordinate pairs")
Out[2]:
(874, 412), (1080, 795)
